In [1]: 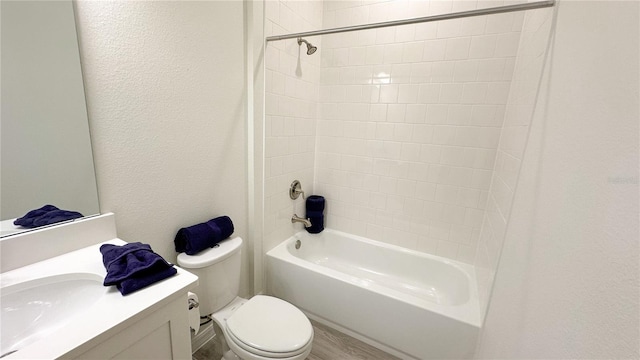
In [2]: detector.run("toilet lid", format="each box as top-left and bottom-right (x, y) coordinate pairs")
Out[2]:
(225, 295), (313, 356)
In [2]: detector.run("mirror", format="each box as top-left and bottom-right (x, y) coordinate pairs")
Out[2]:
(1, 0), (99, 237)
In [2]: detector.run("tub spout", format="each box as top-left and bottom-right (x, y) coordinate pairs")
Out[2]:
(291, 214), (312, 228)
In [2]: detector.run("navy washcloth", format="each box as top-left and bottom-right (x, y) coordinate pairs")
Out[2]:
(100, 242), (177, 296)
(174, 216), (234, 255)
(306, 196), (325, 234)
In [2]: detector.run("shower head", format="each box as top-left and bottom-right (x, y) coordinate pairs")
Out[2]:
(297, 37), (317, 55)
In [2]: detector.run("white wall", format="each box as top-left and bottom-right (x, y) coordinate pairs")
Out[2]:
(75, 1), (250, 296)
(475, 1), (639, 358)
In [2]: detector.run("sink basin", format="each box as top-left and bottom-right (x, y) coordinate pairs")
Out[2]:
(1, 273), (105, 357)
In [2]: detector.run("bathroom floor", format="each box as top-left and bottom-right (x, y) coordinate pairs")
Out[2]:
(192, 319), (400, 360)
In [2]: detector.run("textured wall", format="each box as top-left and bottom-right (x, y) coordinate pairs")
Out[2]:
(475, 1), (639, 358)
(75, 1), (250, 296)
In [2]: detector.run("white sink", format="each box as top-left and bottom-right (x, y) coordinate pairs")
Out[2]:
(1, 273), (106, 357)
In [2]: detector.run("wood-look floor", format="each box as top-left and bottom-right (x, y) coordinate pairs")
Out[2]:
(192, 319), (400, 360)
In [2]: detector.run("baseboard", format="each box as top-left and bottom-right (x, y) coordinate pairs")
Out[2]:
(191, 322), (215, 353)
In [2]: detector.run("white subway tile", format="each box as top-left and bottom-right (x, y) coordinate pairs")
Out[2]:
(414, 22), (438, 40)
(454, 60), (479, 82)
(431, 61), (457, 83)
(375, 26), (397, 44)
(435, 184), (459, 203)
(448, 105), (473, 125)
(348, 47), (367, 65)
(402, 41), (425, 63)
(391, 64), (412, 83)
(379, 84), (399, 103)
(375, 123), (395, 140)
(405, 104), (428, 123)
(416, 181), (437, 201)
(395, 24), (416, 43)
(420, 144), (442, 163)
(398, 84), (420, 103)
(408, 162), (429, 181)
(365, 45), (385, 65)
(383, 43), (404, 64)
(422, 39), (447, 62)
(445, 38), (471, 60)
(401, 143), (421, 162)
(439, 83), (464, 103)
(469, 35), (498, 59)
(394, 123), (414, 142)
(412, 124), (434, 143)
(369, 103), (388, 122)
(410, 62), (432, 83)
(486, 82), (512, 104)
(437, 19), (463, 39)
(387, 104), (406, 122)
(495, 32), (521, 57)
(485, 13), (516, 34)
(426, 104), (449, 124)
(415, 84), (439, 105)
(462, 83), (488, 104)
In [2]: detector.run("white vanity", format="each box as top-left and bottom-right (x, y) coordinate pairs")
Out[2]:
(0, 214), (198, 359)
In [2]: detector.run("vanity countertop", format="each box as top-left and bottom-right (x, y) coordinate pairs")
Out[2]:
(0, 238), (198, 359)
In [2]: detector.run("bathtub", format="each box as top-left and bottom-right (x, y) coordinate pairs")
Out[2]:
(266, 229), (481, 360)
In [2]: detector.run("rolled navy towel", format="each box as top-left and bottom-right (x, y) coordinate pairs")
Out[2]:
(174, 216), (234, 255)
(13, 204), (59, 227)
(305, 210), (324, 234)
(306, 195), (325, 212)
(100, 242), (177, 296)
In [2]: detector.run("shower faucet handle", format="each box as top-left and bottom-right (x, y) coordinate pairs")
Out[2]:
(289, 180), (305, 200)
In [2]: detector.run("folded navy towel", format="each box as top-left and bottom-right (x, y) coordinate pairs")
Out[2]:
(13, 205), (59, 227)
(31, 209), (83, 227)
(306, 195), (325, 212)
(100, 242), (177, 296)
(174, 216), (234, 255)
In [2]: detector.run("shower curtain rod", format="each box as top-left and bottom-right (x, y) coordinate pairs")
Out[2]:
(266, 0), (555, 42)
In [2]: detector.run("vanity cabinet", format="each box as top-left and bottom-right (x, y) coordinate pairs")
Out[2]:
(71, 294), (191, 359)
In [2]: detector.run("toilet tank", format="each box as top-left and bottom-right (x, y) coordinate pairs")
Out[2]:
(177, 237), (242, 315)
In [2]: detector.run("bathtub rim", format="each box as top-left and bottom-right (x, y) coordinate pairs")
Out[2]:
(266, 228), (481, 328)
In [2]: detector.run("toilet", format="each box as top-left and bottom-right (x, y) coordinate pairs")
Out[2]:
(177, 237), (313, 360)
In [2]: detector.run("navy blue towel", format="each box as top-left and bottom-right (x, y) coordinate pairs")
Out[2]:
(306, 196), (325, 234)
(174, 216), (234, 255)
(14, 205), (83, 228)
(306, 195), (325, 212)
(100, 242), (177, 296)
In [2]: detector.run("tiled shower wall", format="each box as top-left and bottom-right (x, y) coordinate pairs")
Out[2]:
(263, 1), (323, 251)
(475, 6), (555, 318)
(314, 1), (524, 263)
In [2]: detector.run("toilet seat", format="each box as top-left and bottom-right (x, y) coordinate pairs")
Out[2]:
(224, 295), (313, 359)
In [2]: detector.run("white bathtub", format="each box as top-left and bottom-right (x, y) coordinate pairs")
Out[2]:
(266, 229), (481, 360)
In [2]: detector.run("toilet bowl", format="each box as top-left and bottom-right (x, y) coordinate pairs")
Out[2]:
(177, 237), (313, 360)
